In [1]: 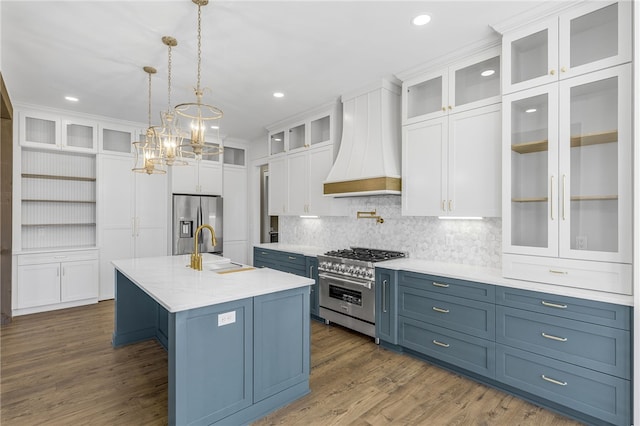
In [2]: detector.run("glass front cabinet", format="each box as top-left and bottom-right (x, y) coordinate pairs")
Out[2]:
(402, 47), (501, 125)
(503, 64), (631, 266)
(502, 1), (631, 94)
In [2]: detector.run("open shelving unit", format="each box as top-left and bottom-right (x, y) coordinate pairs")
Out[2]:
(21, 150), (96, 250)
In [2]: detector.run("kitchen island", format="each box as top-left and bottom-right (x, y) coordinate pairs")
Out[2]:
(112, 254), (314, 426)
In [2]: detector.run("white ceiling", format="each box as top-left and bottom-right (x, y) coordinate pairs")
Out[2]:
(2, 0), (546, 142)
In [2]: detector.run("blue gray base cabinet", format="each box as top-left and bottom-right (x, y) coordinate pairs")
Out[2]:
(254, 247), (323, 321)
(113, 271), (310, 426)
(377, 269), (631, 426)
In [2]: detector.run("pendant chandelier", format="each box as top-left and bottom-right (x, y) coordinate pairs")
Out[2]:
(132, 66), (166, 175)
(158, 36), (188, 167)
(175, 0), (224, 160)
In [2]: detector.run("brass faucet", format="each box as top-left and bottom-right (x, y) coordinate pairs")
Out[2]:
(190, 224), (217, 271)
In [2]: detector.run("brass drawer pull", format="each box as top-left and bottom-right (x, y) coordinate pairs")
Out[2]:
(542, 332), (567, 342)
(541, 301), (568, 309)
(541, 374), (567, 386)
(549, 269), (568, 275)
(288, 256), (297, 260)
(432, 340), (450, 348)
(432, 306), (450, 314)
(432, 282), (449, 288)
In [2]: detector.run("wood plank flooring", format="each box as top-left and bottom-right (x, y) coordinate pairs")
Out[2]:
(1, 301), (583, 425)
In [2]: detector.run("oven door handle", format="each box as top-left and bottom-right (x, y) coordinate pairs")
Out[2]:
(318, 273), (372, 289)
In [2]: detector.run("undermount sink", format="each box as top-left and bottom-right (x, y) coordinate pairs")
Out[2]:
(204, 260), (253, 274)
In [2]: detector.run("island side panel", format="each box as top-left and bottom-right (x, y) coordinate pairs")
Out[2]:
(169, 298), (253, 426)
(254, 288), (311, 402)
(112, 270), (158, 347)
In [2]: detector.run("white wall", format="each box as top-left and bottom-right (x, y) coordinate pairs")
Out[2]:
(278, 195), (502, 269)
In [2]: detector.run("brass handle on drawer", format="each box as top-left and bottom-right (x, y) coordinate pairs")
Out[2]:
(549, 269), (568, 275)
(432, 282), (449, 288)
(432, 306), (450, 314)
(541, 374), (567, 386)
(261, 251), (268, 255)
(432, 340), (450, 348)
(542, 332), (567, 342)
(288, 256), (297, 260)
(541, 301), (568, 309)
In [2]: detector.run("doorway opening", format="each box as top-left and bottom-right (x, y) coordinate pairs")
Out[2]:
(260, 165), (278, 243)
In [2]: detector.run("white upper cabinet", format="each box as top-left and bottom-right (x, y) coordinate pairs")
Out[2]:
(62, 118), (98, 153)
(266, 101), (341, 216)
(502, 1), (631, 94)
(503, 64), (631, 265)
(99, 121), (138, 155)
(402, 47), (501, 125)
(267, 107), (335, 156)
(20, 110), (97, 153)
(402, 103), (501, 218)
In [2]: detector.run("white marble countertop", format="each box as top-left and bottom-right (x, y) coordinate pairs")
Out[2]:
(378, 258), (633, 306)
(112, 254), (314, 313)
(251, 244), (633, 306)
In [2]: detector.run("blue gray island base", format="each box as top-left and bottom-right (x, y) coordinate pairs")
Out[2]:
(112, 271), (311, 426)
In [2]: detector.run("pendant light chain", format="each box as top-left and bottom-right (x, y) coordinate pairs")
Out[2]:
(196, 3), (202, 93)
(167, 42), (173, 110)
(147, 72), (152, 128)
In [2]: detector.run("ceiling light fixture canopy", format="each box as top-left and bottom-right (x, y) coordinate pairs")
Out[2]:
(132, 66), (166, 175)
(175, 0), (223, 160)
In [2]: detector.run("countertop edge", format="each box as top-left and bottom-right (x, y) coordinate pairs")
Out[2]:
(253, 245), (633, 306)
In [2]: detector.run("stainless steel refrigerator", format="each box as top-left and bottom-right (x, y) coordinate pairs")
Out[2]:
(172, 194), (223, 255)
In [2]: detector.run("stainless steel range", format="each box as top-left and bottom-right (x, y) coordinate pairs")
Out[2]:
(318, 247), (405, 342)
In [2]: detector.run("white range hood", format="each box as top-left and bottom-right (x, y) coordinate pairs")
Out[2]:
(323, 79), (402, 197)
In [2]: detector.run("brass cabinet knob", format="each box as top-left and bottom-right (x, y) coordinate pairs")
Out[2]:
(550, 69), (556, 75)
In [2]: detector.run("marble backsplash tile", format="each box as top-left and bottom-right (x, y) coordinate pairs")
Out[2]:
(278, 195), (502, 269)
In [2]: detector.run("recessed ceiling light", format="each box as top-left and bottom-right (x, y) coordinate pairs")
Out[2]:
(412, 14), (431, 26)
(273, 92), (284, 98)
(481, 69), (495, 77)
(65, 96), (79, 102)
(525, 108), (537, 113)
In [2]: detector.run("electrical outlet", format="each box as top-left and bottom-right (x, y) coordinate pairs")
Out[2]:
(576, 236), (588, 250)
(446, 235), (454, 246)
(218, 311), (236, 327)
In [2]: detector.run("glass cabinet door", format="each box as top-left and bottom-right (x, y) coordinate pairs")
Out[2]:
(559, 1), (631, 80)
(269, 131), (285, 155)
(402, 71), (447, 125)
(452, 53), (501, 112)
(503, 85), (558, 256)
(503, 20), (558, 94)
(558, 64), (631, 262)
(288, 123), (306, 150)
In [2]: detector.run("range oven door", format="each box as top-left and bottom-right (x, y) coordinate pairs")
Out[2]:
(318, 271), (375, 324)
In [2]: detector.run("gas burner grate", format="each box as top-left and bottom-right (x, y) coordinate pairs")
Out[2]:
(324, 247), (405, 262)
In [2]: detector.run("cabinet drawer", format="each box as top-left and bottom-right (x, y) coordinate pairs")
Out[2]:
(399, 316), (495, 378)
(254, 247), (306, 275)
(18, 249), (98, 265)
(399, 285), (495, 339)
(398, 271), (494, 302)
(496, 345), (630, 426)
(496, 287), (631, 330)
(502, 253), (632, 295)
(496, 306), (630, 379)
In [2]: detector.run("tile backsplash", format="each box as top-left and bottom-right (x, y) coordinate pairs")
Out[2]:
(279, 195), (502, 269)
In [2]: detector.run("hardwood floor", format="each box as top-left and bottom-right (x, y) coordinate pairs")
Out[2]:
(1, 301), (582, 425)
